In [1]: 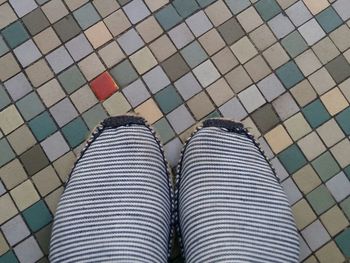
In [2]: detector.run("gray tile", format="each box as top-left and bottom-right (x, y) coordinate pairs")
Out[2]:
(217, 17), (245, 45)
(164, 137), (182, 167)
(298, 18), (325, 46)
(167, 105), (195, 133)
(257, 73), (285, 102)
(268, 13), (295, 39)
(0, 35), (9, 56)
(49, 98), (79, 127)
(299, 235), (312, 261)
(271, 157), (289, 181)
(123, 79), (150, 107)
(13, 40), (41, 67)
(281, 177), (302, 204)
(40, 132), (70, 161)
(174, 72), (202, 100)
(219, 97), (248, 121)
(9, 0), (37, 17)
(285, 1), (312, 27)
(117, 28), (145, 55)
(326, 172), (350, 202)
(272, 92), (299, 121)
(14, 236), (43, 263)
(142, 66), (170, 93)
(258, 137), (274, 159)
(65, 34), (93, 62)
(168, 23), (194, 49)
(123, 0), (150, 24)
(4, 73), (32, 101)
(186, 10), (213, 37)
(325, 55), (350, 84)
(22, 7), (50, 35)
(301, 220), (330, 251)
(46, 46), (74, 74)
(0, 181), (5, 195)
(333, 0), (350, 20)
(225, 0), (250, 14)
(1, 215), (30, 246)
(53, 15), (81, 42)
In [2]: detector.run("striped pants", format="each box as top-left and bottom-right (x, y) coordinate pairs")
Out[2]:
(49, 116), (299, 263)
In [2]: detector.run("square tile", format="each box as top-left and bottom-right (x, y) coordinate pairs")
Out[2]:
(0, 159), (27, 190)
(185, 10), (213, 37)
(325, 55), (350, 84)
(237, 6), (263, 32)
(284, 112), (312, 141)
(33, 27), (61, 55)
(278, 144), (307, 174)
(198, 28), (225, 56)
(268, 13), (295, 39)
(153, 117), (175, 144)
(53, 15), (81, 42)
(255, 0), (281, 21)
(335, 228), (350, 257)
(73, 3), (100, 30)
(103, 92), (131, 115)
(61, 117), (89, 148)
(295, 49), (322, 76)
(13, 236), (43, 263)
(9, 0), (37, 17)
(144, 0), (168, 12)
(162, 53), (190, 82)
(90, 72), (118, 101)
(149, 34), (176, 62)
(225, 0), (250, 14)
(0, 105), (24, 135)
(193, 59), (220, 87)
(292, 199), (317, 229)
(321, 87), (348, 116)
(285, 1), (312, 26)
(301, 220), (330, 251)
(272, 92), (299, 121)
(206, 78), (234, 106)
(142, 66), (170, 94)
(333, 0), (350, 21)
(168, 23), (194, 49)
(82, 104), (107, 130)
(336, 107), (350, 136)
(281, 31), (308, 58)
(28, 111), (57, 142)
(298, 18), (325, 45)
(315, 241), (346, 263)
(312, 37), (340, 65)
(31, 166), (61, 197)
(276, 61), (304, 89)
(4, 73), (32, 101)
(117, 28), (144, 55)
(217, 17), (245, 45)
(174, 72), (202, 100)
(65, 34), (93, 62)
(22, 7), (50, 36)
(211, 47), (238, 74)
(262, 42), (290, 69)
(42, 0), (68, 23)
(104, 9), (131, 37)
(13, 40), (41, 68)
(155, 85), (183, 114)
(134, 98), (162, 124)
(0, 194), (18, 224)
(0, 3), (17, 30)
(320, 205), (348, 236)
(78, 53), (105, 81)
(49, 98), (78, 127)
(10, 180), (40, 211)
(316, 6), (342, 33)
(298, 132), (326, 160)
(187, 91), (214, 120)
(16, 92), (45, 121)
(1, 215), (30, 246)
(25, 59), (54, 88)
(93, 0), (119, 17)
(312, 151), (340, 182)
(167, 105), (195, 133)
(249, 24), (277, 51)
(1, 21), (29, 49)
(292, 164), (321, 194)
(180, 41), (208, 68)
(84, 21), (113, 49)
(46, 46), (74, 74)
(290, 79), (317, 107)
(173, 0), (199, 18)
(307, 184), (335, 215)
(219, 97), (248, 122)
(265, 124), (293, 154)
(41, 132), (69, 161)
(308, 67), (336, 95)
(281, 177), (302, 204)
(302, 99), (331, 128)
(22, 200), (52, 232)
(154, 4), (181, 30)
(230, 36), (258, 64)
(225, 65), (252, 93)
(238, 85), (266, 113)
(123, 79), (150, 107)
(251, 104), (280, 133)
(136, 16), (163, 43)
(7, 125), (36, 155)
(331, 139), (350, 168)
(204, 0), (231, 26)
(257, 73), (285, 102)
(57, 65), (86, 94)
(130, 47), (157, 74)
(243, 55), (271, 82)
(110, 59), (138, 88)
(98, 41), (125, 68)
(303, 0), (329, 15)
(317, 119), (345, 147)
(123, 0), (150, 24)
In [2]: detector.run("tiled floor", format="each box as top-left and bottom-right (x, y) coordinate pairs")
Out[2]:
(0, 0), (350, 262)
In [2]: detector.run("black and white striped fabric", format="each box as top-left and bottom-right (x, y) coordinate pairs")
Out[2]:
(176, 119), (300, 263)
(49, 116), (173, 263)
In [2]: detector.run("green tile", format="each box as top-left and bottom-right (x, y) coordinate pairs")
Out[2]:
(340, 196), (350, 219)
(302, 99), (331, 129)
(0, 138), (15, 167)
(316, 6), (342, 33)
(335, 107), (350, 136)
(16, 92), (45, 121)
(153, 118), (175, 143)
(197, 0), (216, 7)
(82, 104), (107, 130)
(225, 0), (250, 14)
(110, 60), (138, 88)
(1, 21), (29, 48)
(311, 151), (340, 182)
(62, 117), (89, 148)
(155, 85), (183, 114)
(281, 31), (308, 57)
(73, 3), (100, 30)
(344, 165), (350, 180)
(276, 61), (304, 89)
(255, 0), (281, 21)
(335, 228), (350, 257)
(306, 184), (335, 215)
(180, 41), (208, 68)
(278, 144), (307, 174)
(23, 200), (52, 232)
(28, 111), (58, 141)
(0, 35), (9, 56)
(205, 109), (221, 119)
(155, 4), (182, 30)
(58, 65), (86, 94)
(0, 85), (11, 110)
(0, 251), (19, 263)
(172, 0), (199, 18)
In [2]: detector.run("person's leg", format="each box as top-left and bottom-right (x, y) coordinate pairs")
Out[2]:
(49, 116), (173, 263)
(176, 119), (299, 263)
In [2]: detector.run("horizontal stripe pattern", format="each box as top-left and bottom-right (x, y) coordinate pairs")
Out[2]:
(49, 124), (172, 263)
(177, 127), (299, 263)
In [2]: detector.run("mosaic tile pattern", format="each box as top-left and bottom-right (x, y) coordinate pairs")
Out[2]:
(0, 0), (350, 262)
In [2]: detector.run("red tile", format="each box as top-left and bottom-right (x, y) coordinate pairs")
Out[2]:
(90, 72), (118, 101)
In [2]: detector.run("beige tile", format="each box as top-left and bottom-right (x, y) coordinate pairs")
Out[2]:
(149, 35), (176, 62)
(10, 180), (40, 211)
(293, 165), (321, 194)
(98, 41), (125, 68)
(136, 16), (163, 43)
(225, 65), (252, 93)
(144, 0), (168, 12)
(0, 3), (17, 30)
(303, 0), (329, 14)
(249, 24), (277, 51)
(308, 67), (336, 95)
(37, 79), (65, 107)
(134, 98), (162, 124)
(129, 47), (157, 74)
(53, 151), (76, 182)
(264, 124), (293, 154)
(93, 0), (120, 17)
(284, 113), (312, 141)
(64, 0), (88, 11)
(42, 0), (69, 23)
(104, 9), (131, 37)
(237, 6), (263, 32)
(230, 36), (258, 64)
(329, 24), (350, 52)
(244, 55), (271, 82)
(317, 119), (345, 147)
(45, 186), (64, 214)
(0, 194), (18, 224)
(339, 78), (350, 101)
(187, 91), (215, 120)
(292, 199), (317, 230)
(0, 231), (9, 255)
(312, 37), (340, 64)
(295, 49), (322, 76)
(320, 87), (348, 116)
(263, 42), (290, 69)
(211, 47), (238, 74)
(320, 206), (349, 236)
(78, 53), (105, 80)
(7, 125), (36, 155)
(315, 241), (345, 263)
(32, 166), (61, 197)
(0, 159), (27, 190)
(85, 21), (113, 49)
(330, 139), (350, 168)
(25, 59), (54, 87)
(242, 116), (261, 138)
(0, 105), (24, 135)
(304, 255), (318, 263)
(199, 28), (226, 56)
(70, 85), (98, 113)
(205, 0), (231, 26)
(206, 78), (234, 106)
(276, 0), (298, 8)
(297, 132), (326, 160)
(290, 79), (317, 107)
(33, 27), (61, 55)
(0, 53), (21, 81)
(103, 92), (131, 116)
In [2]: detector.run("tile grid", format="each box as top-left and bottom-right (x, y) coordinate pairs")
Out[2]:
(0, 0), (350, 262)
